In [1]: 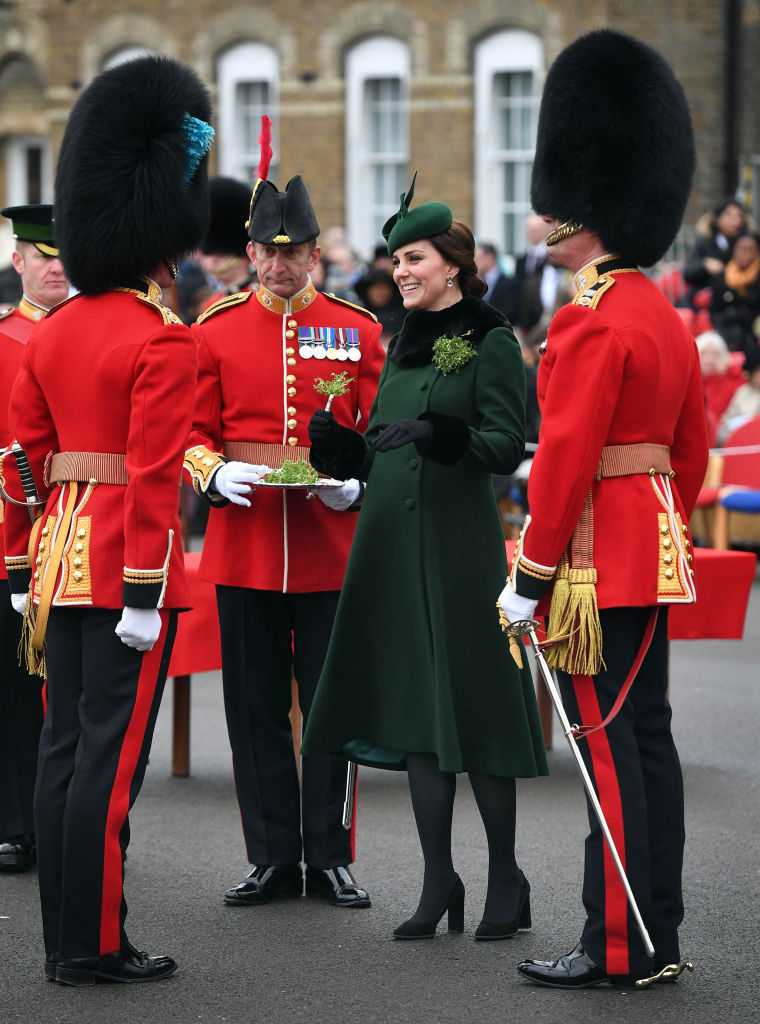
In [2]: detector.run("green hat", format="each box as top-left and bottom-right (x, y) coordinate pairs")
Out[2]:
(382, 173), (452, 254)
(1, 204), (59, 257)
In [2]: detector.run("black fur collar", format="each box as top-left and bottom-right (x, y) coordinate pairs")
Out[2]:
(388, 296), (508, 368)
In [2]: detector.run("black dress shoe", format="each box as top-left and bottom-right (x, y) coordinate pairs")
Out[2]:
(393, 874), (464, 939)
(518, 942), (614, 989)
(0, 834), (36, 872)
(56, 944), (177, 986)
(223, 863), (303, 905)
(474, 871), (531, 940)
(305, 865), (371, 907)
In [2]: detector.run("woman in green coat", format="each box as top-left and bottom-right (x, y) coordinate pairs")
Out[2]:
(303, 180), (548, 940)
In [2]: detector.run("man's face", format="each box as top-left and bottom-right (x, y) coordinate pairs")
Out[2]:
(248, 241), (320, 298)
(11, 243), (69, 309)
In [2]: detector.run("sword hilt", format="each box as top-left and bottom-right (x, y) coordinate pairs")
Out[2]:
(3, 442), (43, 522)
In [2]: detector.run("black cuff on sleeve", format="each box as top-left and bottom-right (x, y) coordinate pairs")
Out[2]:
(416, 411), (472, 465)
(309, 426), (369, 480)
(7, 567), (32, 594)
(122, 581), (163, 609)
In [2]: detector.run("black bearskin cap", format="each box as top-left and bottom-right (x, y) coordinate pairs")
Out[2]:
(54, 56), (213, 294)
(200, 176), (252, 256)
(247, 175), (320, 246)
(531, 30), (695, 267)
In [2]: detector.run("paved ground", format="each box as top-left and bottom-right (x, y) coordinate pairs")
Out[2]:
(1, 574), (758, 1024)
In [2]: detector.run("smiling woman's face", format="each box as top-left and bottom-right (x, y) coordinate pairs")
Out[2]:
(391, 238), (459, 312)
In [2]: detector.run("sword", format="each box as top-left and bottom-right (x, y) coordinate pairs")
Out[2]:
(342, 760), (357, 830)
(500, 611), (655, 960)
(0, 441), (44, 522)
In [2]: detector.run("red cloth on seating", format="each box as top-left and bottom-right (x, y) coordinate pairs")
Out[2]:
(168, 552), (221, 675)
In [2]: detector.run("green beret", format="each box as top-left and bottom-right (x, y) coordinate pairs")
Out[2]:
(382, 172), (452, 254)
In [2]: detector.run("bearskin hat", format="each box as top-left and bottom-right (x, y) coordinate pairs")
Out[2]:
(54, 56), (213, 294)
(200, 176), (252, 256)
(530, 30), (695, 267)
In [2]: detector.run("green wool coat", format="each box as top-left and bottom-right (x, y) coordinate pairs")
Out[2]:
(301, 297), (548, 778)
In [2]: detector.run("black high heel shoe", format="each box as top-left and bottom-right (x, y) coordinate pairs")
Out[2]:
(474, 871), (531, 941)
(393, 874), (465, 939)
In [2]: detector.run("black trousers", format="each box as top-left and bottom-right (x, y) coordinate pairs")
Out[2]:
(557, 606), (684, 976)
(34, 607), (176, 959)
(216, 586), (352, 869)
(0, 590), (44, 840)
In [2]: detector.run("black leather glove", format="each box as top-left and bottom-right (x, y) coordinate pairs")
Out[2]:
(371, 418), (434, 452)
(308, 409), (341, 443)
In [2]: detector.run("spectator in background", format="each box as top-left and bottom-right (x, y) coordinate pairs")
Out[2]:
(682, 198), (752, 303)
(709, 232), (760, 356)
(716, 346), (760, 445)
(475, 241), (520, 322)
(354, 266), (405, 343)
(695, 330), (745, 446)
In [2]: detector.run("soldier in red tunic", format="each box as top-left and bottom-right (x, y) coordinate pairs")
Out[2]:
(498, 31), (708, 988)
(0, 205), (68, 874)
(3, 56), (213, 986)
(184, 126), (384, 909)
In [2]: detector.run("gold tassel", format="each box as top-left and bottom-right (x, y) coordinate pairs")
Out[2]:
(18, 591), (46, 678)
(545, 565), (603, 675)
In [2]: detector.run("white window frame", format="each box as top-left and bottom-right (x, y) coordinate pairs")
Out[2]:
(102, 46), (155, 70)
(346, 36), (410, 262)
(217, 42), (279, 185)
(474, 30), (543, 264)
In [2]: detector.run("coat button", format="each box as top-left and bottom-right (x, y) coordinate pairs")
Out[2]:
(664, 568), (674, 579)
(285, 346), (295, 355)
(77, 528), (86, 538)
(662, 538), (672, 549)
(286, 374), (296, 384)
(663, 553), (673, 565)
(287, 418), (298, 429)
(660, 524), (669, 535)
(404, 498), (416, 510)
(287, 406), (297, 415)
(285, 330), (295, 340)
(288, 319), (297, 328)
(287, 437), (298, 446)
(75, 543), (83, 553)
(408, 458), (419, 469)
(288, 387), (297, 397)
(287, 358), (297, 367)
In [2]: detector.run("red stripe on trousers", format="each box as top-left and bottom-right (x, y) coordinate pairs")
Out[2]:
(99, 615), (167, 954)
(573, 673), (630, 975)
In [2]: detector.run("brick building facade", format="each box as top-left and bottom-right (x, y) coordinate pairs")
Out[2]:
(1, 0), (758, 268)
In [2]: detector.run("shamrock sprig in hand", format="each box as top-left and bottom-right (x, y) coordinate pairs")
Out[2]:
(314, 371), (355, 411)
(431, 334), (477, 375)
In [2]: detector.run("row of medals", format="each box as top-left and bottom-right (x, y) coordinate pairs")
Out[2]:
(298, 340), (361, 362)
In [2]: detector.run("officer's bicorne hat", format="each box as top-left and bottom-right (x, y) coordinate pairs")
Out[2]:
(530, 30), (695, 268)
(246, 115), (320, 245)
(0, 204), (59, 257)
(54, 55), (214, 294)
(381, 172), (452, 255)
(200, 176), (252, 257)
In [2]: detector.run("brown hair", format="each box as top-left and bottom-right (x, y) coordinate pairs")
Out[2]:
(429, 219), (487, 298)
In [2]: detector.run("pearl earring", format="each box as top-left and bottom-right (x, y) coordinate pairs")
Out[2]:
(446, 276), (454, 288)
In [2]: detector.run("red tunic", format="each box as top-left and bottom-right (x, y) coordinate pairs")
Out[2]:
(0, 307), (36, 581)
(511, 257), (709, 611)
(4, 286), (196, 609)
(186, 280), (384, 592)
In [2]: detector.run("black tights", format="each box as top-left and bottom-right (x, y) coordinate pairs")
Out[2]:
(405, 752), (520, 923)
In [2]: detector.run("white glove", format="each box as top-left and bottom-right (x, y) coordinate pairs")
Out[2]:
(315, 479), (361, 511)
(497, 579), (538, 625)
(10, 592), (27, 615)
(115, 607), (162, 651)
(212, 461), (268, 507)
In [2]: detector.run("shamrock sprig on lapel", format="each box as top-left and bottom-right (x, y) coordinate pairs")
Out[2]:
(431, 332), (477, 375)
